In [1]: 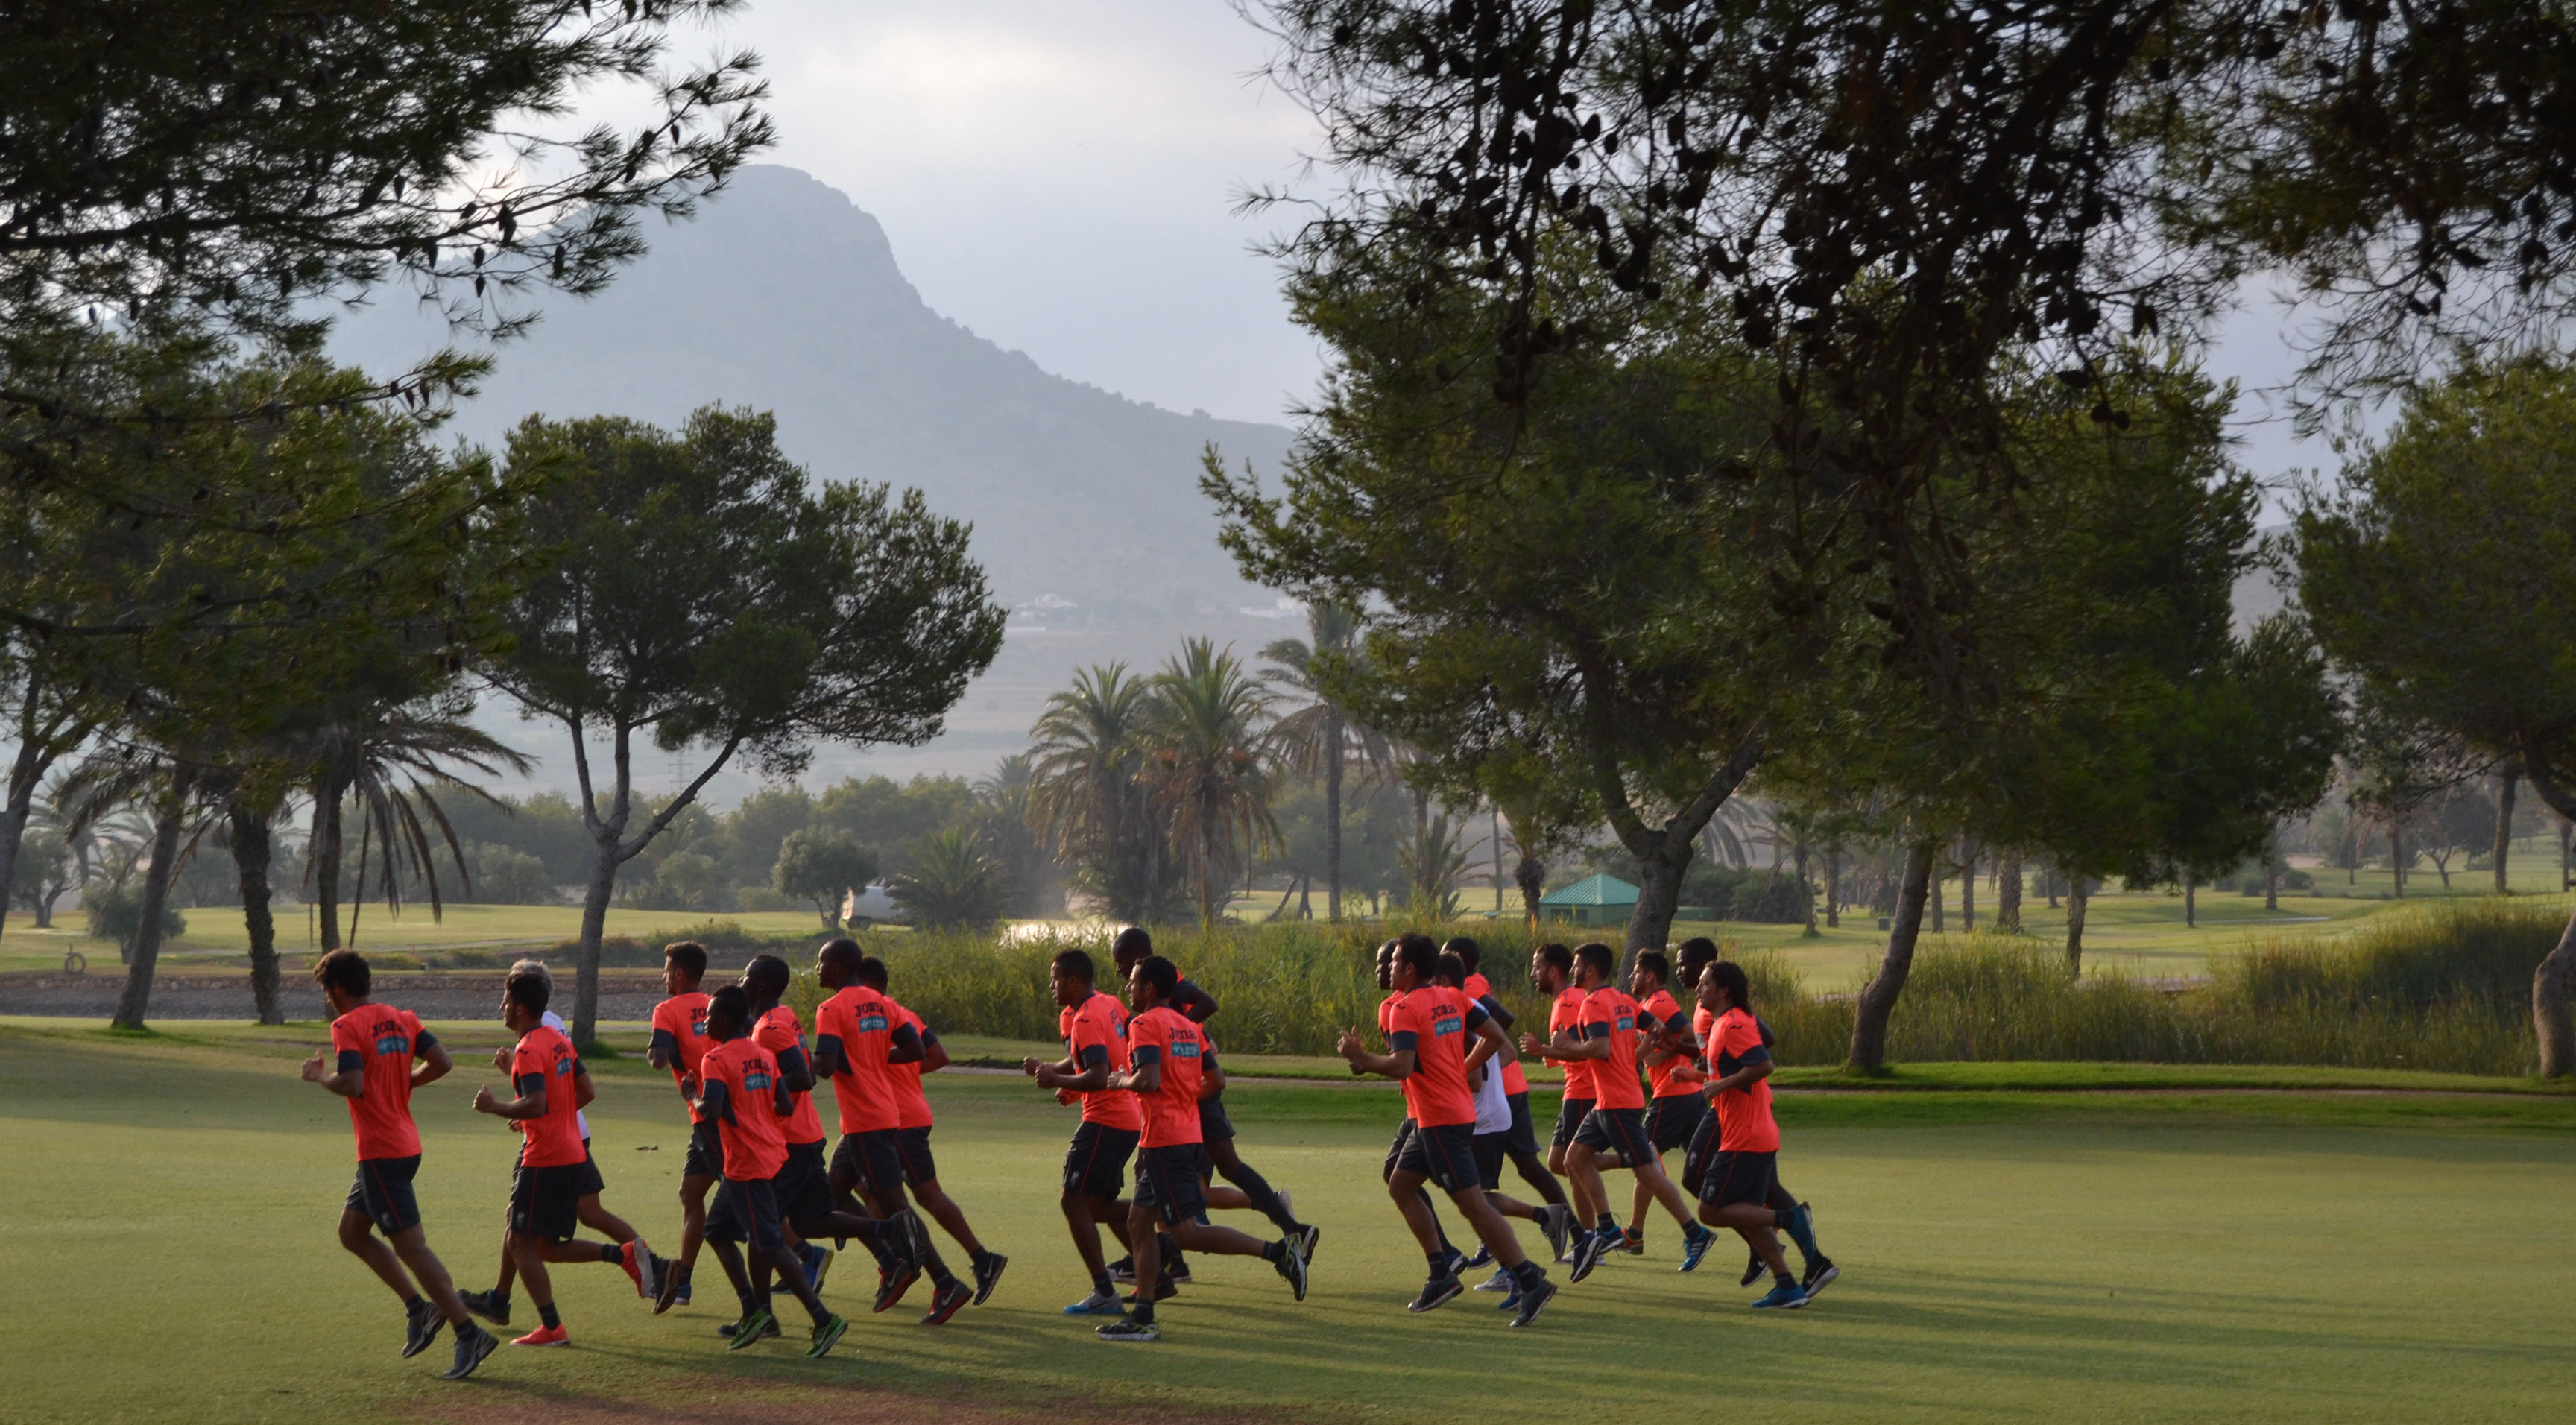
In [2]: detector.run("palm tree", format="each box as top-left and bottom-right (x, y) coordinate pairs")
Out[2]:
(1146, 639), (1278, 925)
(1261, 602), (1395, 920)
(1028, 663), (1169, 922)
(1397, 812), (1471, 920)
(887, 826), (1011, 931)
(306, 696), (531, 949)
(974, 753), (1058, 916)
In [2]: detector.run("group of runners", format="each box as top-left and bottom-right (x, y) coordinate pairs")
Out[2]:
(305, 920), (1833, 1376)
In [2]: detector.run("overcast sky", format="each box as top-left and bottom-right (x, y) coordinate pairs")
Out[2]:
(650, 0), (2343, 496)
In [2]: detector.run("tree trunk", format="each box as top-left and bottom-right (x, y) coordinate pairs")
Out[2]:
(1598, 726), (1764, 962)
(1825, 846), (1841, 929)
(2264, 831), (2280, 912)
(1515, 851), (1545, 931)
(1491, 806), (1505, 914)
(575, 835), (619, 1049)
(2494, 772), (2517, 895)
(1957, 842), (1976, 932)
(2390, 819), (2405, 898)
(1846, 840), (1934, 1072)
(2065, 871), (2090, 978)
(233, 806), (282, 1025)
(1324, 710), (1344, 920)
(1795, 835), (1816, 936)
(113, 775), (193, 1030)
(312, 785), (345, 951)
(1626, 832), (1693, 962)
(1996, 853), (2022, 933)
(0, 788), (30, 943)
(1928, 858), (1945, 933)
(2184, 873), (2197, 929)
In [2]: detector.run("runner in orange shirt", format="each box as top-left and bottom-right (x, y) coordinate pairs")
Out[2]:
(1693, 959), (1834, 1309)
(300, 950), (499, 1380)
(1518, 941), (1601, 1245)
(1626, 949), (1715, 1267)
(1020, 948), (1143, 1316)
(1448, 936), (1573, 1294)
(1552, 943), (1711, 1282)
(645, 941), (716, 1312)
(1090, 955), (1308, 1342)
(859, 953), (1006, 1321)
(807, 941), (935, 1316)
(690, 986), (856, 1357)
(468, 970), (654, 1347)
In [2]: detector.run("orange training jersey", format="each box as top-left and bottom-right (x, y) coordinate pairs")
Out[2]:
(1640, 989), (1693, 1099)
(889, 1001), (933, 1130)
(649, 991), (714, 1122)
(510, 1023), (587, 1168)
(1061, 990), (1144, 1131)
(754, 1004), (826, 1146)
(1579, 985), (1646, 1110)
(815, 984), (902, 1136)
(1380, 985), (1481, 1128)
(330, 1002), (426, 1160)
(1463, 972), (1529, 1096)
(699, 1037), (789, 1181)
(1126, 1005), (1207, 1148)
(1546, 985), (1595, 1100)
(1710, 1006), (1781, 1152)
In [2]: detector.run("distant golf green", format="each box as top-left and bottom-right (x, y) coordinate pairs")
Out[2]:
(2, 1019), (2569, 1424)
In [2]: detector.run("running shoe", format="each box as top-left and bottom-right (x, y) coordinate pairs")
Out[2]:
(970, 1251), (1008, 1306)
(511, 1324), (569, 1347)
(443, 1323), (499, 1380)
(673, 1279), (692, 1309)
(1295, 1222), (1322, 1266)
(1620, 1227), (1646, 1256)
(1568, 1228), (1614, 1283)
(1462, 1244), (1495, 1270)
(1061, 1290), (1123, 1316)
(1094, 1315), (1159, 1343)
(1276, 1238), (1310, 1302)
(402, 1297), (444, 1358)
(1437, 1248), (1471, 1281)
(897, 1210), (932, 1272)
(1678, 1223), (1716, 1274)
(617, 1240), (649, 1297)
(653, 1265), (685, 1315)
(1407, 1274), (1465, 1313)
(1474, 1266), (1517, 1293)
(1541, 1204), (1574, 1263)
(921, 1279), (972, 1325)
(1749, 1280), (1810, 1310)
(1122, 1276), (1178, 1305)
(1104, 1255), (1136, 1283)
(1494, 1285), (1521, 1312)
(1509, 1277), (1558, 1328)
(806, 1312), (850, 1359)
(874, 1260), (921, 1314)
(1802, 1259), (1840, 1300)
(1739, 1249), (1767, 1288)
(1165, 1254), (1192, 1285)
(716, 1314), (781, 1339)
(457, 1289), (511, 1327)
(723, 1306), (777, 1349)
(799, 1242), (833, 1294)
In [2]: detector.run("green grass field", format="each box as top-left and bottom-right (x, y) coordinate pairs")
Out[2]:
(3, 1018), (2572, 1424)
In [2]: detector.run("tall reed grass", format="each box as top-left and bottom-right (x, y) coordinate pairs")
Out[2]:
(779, 899), (2568, 1075)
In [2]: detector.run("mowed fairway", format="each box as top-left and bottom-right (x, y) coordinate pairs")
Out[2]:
(3, 1021), (2572, 1424)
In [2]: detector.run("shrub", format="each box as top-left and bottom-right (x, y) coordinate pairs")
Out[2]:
(84, 885), (186, 961)
(735, 885), (797, 914)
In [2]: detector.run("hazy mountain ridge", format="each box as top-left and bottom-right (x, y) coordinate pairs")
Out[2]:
(332, 165), (1308, 795)
(334, 164), (1294, 623)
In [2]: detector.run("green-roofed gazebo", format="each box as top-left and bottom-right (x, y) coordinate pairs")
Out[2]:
(1538, 873), (1639, 927)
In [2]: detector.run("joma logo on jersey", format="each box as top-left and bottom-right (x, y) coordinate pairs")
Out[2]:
(373, 1034), (410, 1057)
(1172, 1041), (1201, 1059)
(745, 1069), (772, 1091)
(552, 1057), (575, 1077)
(1616, 1014), (1635, 1031)
(856, 1014), (888, 1033)
(689, 1012), (709, 1037)
(1431, 1015), (1463, 1037)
